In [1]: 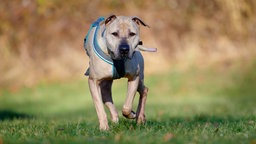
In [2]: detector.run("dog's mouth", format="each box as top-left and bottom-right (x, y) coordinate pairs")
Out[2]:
(111, 54), (129, 60)
(108, 49), (122, 60)
(120, 53), (129, 59)
(107, 48), (131, 60)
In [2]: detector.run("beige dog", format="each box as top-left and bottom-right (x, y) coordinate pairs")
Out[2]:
(84, 15), (156, 130)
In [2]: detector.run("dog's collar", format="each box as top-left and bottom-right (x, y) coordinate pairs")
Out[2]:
(84, 17), (126, 79)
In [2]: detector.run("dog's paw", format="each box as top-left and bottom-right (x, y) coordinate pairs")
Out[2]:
(99, 123), (109, 131)
(136, 114), (146, 124)
(100, 123), (109, 131)
(122, 110), (136, 119)
(112, 117), (119, 123)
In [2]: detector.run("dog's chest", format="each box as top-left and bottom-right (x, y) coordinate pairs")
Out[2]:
(112, 59), (138, 79)
(113, 51), (143, 79)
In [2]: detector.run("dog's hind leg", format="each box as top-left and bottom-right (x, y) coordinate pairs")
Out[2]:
(100, 80), (119, 123)
(136, 79), (148, 124)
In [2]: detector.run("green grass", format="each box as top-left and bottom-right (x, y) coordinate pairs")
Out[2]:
(1, 65), (256, 144)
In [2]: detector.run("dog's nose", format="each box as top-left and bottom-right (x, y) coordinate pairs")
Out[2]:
(119, 43), (129, 57)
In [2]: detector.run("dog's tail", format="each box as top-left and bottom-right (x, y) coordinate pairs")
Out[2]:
(136, 45), (157, 52)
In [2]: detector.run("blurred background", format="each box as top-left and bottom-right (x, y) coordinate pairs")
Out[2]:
(1, 1), (256, 142)
(0, 0), (255, 89)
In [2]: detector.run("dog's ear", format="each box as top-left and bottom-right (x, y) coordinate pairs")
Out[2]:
(105, 14), (117, 26)
(132, 17), (150, 28)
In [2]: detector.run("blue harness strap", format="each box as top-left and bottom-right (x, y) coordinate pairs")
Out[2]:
(84, 17), (125, 79)
(84, 17), (113, 64)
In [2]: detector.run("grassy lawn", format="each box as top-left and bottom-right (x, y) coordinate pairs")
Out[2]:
(0, 65), (256, 144)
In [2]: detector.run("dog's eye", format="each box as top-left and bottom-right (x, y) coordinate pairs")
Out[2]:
(129, 32), (136, 37)
(112, 32), (119, 37)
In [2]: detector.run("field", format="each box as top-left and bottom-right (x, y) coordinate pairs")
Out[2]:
(1, 1), (256, 143)
(1, 63), (256, 144)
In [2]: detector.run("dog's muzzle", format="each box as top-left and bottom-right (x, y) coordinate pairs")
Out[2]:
(119, 42), (130, 58)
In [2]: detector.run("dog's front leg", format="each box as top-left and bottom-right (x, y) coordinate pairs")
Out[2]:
(122, 76), (139, 119)
(88, 78), (109, 130)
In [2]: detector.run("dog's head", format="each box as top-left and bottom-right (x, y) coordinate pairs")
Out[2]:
(103, 15), (149, 60)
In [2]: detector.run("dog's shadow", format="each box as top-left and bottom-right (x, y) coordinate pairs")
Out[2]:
(0, 110), (33, 121)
